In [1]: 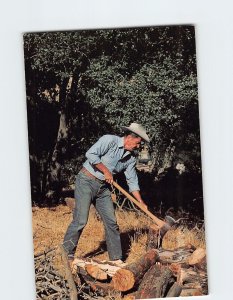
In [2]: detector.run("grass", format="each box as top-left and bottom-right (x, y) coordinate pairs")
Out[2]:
(32, 204), (206, 262)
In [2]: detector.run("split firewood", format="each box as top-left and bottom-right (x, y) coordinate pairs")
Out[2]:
(188, 247), (206, 266)
(135, 266), (175, 299)
(72, 258), (121, 278)
(112, 248), (159, 292)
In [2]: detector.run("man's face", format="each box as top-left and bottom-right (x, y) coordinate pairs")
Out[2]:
(124, 135), (142, 151)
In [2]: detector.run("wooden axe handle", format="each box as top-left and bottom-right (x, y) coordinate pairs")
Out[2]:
(112, 181), (166, 228)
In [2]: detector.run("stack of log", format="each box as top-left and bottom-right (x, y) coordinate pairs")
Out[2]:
(65, 226), (208, 299)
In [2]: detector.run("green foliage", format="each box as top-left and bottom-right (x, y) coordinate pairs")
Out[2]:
(24, 26), (202, 204)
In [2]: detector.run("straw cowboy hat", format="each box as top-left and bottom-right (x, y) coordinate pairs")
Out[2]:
(122, 122), (150, 143)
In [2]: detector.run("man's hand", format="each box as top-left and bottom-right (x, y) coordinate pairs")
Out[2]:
(103, 170), (113, 184)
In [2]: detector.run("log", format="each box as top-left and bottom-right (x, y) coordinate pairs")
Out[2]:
(112, 249), (159, 292)
(85, 264), (108, 281)
(87, 281), (116, 295)
(166, 282), (182, 297)
(59, 244), (78, 300)
(177, 268), (199, 285)
(158, 246), (195, 264)
(188, 247), (206, 266)
(135, 266), (175, 299)
(73, 258), (121, 277)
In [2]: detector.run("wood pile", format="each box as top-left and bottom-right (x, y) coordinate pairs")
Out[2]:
(66, 226), (208, 299)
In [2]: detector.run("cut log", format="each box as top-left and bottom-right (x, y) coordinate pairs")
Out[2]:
(85, 264), (108, 281)
(166, 282), (182, 297)
(188, 247), (206, 266)
(112, 249), (159, 292)
(135, 266), (175, 299)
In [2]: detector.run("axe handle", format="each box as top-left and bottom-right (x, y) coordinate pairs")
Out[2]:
(112, 181), (166, 228)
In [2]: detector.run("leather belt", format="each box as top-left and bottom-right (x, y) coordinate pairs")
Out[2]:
(80, 167), (104, 183)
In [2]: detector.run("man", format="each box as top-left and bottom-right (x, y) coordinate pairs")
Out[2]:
(63, 122), (150, 266)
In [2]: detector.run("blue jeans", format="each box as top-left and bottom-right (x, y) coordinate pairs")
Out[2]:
(63, 171), (122, 260)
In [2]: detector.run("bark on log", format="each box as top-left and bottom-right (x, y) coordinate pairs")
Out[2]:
(73, 258), (121, 277)
(146, 224), (159, 250)
(135, 266), (175, 299)
(112, 249), (159, 292)
(87, 281), (116, 295)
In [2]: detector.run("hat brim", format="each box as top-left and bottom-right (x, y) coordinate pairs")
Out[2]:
(122, 126), (150, 143)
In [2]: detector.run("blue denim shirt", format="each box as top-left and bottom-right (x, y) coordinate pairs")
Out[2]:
(83, 135), (140, 192)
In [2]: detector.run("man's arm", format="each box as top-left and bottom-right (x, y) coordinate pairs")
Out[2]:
(124, 160), (148, 209)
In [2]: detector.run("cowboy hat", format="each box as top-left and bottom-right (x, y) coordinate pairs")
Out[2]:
(122, 122), (150, 142)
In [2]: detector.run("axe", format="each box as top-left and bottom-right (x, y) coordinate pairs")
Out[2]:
(112, 181), (176, 237)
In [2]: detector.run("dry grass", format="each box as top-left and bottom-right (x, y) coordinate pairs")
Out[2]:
(32, 204), (206, 267)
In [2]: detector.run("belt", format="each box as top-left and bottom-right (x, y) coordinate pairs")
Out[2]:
(80, 167), (104, 183)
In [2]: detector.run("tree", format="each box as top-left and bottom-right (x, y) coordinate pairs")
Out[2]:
(24, 26), (201, 206)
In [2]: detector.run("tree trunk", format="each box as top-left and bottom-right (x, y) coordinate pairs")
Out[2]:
(112, 249), (159, 292)
(45, 77), (72, 202)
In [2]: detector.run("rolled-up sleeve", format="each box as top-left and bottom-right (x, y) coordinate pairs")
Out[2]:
(85, 135), (112, 165)
(124, 159), (140, 192)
